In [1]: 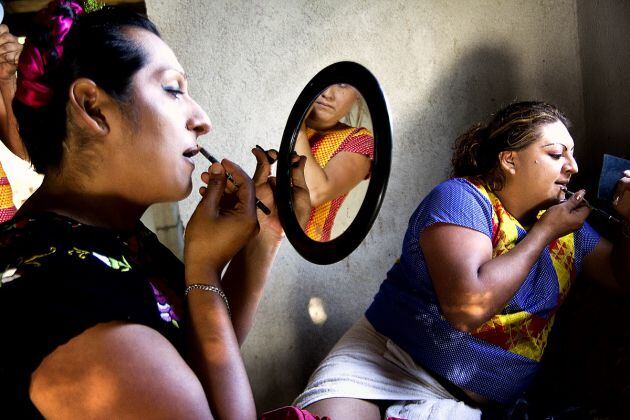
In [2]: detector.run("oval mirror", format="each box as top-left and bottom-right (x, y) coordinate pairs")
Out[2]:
(277, 62), (392, 264)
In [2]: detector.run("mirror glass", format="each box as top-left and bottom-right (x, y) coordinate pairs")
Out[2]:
(297, 84), (374, 242)
(277, 62), (391, 265)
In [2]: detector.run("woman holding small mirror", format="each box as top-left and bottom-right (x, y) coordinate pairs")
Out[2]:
(294, 83), (374, 241)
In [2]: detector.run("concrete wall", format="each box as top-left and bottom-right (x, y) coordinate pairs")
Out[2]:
(146, 0), (585, 412)
(576, 0), (630, 191)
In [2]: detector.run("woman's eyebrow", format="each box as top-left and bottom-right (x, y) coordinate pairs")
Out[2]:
(156, 66), (188, 79)
(542, 142), (571, 151)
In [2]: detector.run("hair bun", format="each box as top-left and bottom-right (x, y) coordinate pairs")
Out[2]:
(451, 122), (490, 176)
(15, 0), (84, 108)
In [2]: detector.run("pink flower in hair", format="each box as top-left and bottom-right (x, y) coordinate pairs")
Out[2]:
(15, 0), (85, 108)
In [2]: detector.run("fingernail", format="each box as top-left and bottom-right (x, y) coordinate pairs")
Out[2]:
(613, 196), (620, 206)
(255, 144), (275, 164)
(575, 192), (583, 201)
(210, 163), (222, 174)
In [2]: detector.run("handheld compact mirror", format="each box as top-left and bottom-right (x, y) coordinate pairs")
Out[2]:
(277, 62), (392, 264)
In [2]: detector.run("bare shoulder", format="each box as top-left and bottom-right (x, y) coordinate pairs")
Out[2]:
(30, 321), (213, 419)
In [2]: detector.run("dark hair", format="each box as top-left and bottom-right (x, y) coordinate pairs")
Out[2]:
(14, 5), (160, 174)
(451, 101), (570, 191)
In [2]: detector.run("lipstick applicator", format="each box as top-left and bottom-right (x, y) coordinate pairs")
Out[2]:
(198, 147), (271, 215)
(564, 189), (622, 224)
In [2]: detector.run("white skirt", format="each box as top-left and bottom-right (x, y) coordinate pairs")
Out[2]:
(293, 317), (481, 420)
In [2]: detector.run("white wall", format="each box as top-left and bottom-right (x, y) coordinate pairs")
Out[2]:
(146, 0), (584, 412)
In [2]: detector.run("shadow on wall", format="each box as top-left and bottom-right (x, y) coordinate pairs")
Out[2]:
(250, 43), (524, 414)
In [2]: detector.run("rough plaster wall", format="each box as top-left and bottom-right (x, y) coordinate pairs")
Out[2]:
(145, 0), (584, 412)
(576, 0), (630, 190)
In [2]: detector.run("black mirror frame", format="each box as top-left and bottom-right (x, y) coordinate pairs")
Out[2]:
(277, 61), (392, 265)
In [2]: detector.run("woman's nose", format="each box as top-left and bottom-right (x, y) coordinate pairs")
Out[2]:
(320, 86), (334, 100)
(187, 101), (212, 136)
(565, 154), (579, 174)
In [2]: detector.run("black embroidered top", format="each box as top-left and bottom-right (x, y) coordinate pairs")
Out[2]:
(0, 212), (186, 418)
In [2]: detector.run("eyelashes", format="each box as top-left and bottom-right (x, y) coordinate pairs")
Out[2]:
(163, 86), (184, 98)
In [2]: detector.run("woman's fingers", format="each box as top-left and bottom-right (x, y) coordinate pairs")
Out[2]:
(267, 176), (277, 191)
(612, 171), (630, 204)
(290, 155), (311, 228)
(612, 171), (630, 218)
(0, 43), (22, 56)
(251, 147), (272, 185)
(199, 163), (227, 214)
(221, 159), (257, 215)
(566, 189), (586, 209)
(290, 155), (308, 190)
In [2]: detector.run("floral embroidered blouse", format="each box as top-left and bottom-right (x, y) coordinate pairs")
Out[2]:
(0, 212), (186, 417)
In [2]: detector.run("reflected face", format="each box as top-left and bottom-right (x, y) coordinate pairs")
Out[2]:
(306, 84), (359, 130)
(511, 121), (578, 209)
(108, 29), (211, 205)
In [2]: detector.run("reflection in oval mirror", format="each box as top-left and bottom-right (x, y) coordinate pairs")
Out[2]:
(295, 84), (374, 242)
(277, 62), (391, 265)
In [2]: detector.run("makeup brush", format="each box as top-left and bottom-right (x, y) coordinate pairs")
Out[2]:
(198, 147), (271, 215)
(564, 189), (622, 224)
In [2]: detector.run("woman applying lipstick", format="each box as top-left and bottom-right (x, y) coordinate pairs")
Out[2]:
(293, 83), (374, 241)
(0, 1), (307, 418)
(296, 101), (630, 419)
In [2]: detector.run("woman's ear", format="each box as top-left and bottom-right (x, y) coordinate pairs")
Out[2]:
(68, 78), (110, 136)
(498, 150), (517, 175)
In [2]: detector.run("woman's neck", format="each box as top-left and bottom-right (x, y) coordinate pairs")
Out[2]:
(19, 174), (147, 231)
(306, 118), (343, 133)
(492, 184), (540, 227)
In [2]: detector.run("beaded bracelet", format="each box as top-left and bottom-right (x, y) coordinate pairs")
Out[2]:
(185, 284), (231, 318)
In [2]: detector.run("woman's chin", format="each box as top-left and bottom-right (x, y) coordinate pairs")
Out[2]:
(165, 181), (194, 202)
(540, 195), (563, 210)
(180, 182), (194, 200)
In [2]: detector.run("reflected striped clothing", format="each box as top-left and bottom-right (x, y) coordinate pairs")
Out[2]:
(0, 163), (16, 223)
(305, 124), (374, 241)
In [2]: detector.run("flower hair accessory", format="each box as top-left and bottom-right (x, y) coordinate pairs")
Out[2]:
(84, 0), (105, 13)
(15, 0), (84, 108)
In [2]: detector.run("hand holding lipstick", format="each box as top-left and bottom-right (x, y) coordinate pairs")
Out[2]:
(612, 170), (630, 219)
(185, 159), (259, 277)
(536, 189), (591, 241)
(199, 147), (271, 215)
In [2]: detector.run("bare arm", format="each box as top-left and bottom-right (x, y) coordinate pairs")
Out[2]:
(421, 192), (590, 332)
(222, 148), (309, 344)
(30, 322), (213, 419)
(294, 128), (370, 207)
(183, 160), (259, 419)
(0, 25), (27, 161)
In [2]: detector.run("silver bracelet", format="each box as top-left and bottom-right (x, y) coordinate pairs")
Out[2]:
(185, 284), (231, 318)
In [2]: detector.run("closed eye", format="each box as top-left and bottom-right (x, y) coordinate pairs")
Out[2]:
(549, 154), (562, 160)
(163, 86), (184, 98)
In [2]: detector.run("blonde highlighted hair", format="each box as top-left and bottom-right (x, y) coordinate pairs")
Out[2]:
(451, 101), (570, 191)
